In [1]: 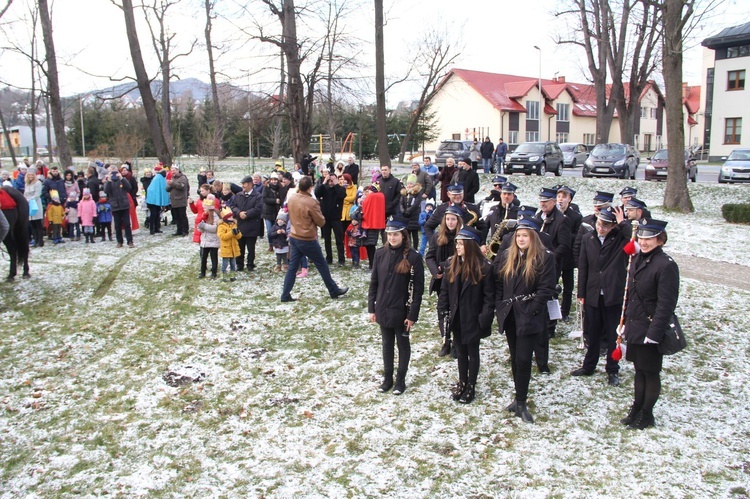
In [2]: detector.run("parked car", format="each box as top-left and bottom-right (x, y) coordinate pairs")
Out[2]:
(504, 141), (564, 176)
(582, 143), (640, 179)
(559, 143), (589, 168)
(644, 149), (697, 182)
(718, 149), (750, 184)
(36, 147), (50, 157)
(434, 140), (473, 168)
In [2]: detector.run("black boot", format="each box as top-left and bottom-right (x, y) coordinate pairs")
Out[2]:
(627, 409), (655, 430)
(393, 370), (406, 395)
(379, 371), (393, 393)
(450, 342), (459, 360)
(451, 381), (466, 401)
(458, 384), (475, 404)
(506, 400), (517, 413)
(439, 338), (451, 357)
(515, 401), (534, 423)
(620, 404), (642, 425)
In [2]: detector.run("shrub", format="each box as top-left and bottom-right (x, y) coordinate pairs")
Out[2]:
(721, 203), (750, 224)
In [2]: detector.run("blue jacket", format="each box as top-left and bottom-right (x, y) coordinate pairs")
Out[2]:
(97, 201), (113, 223)
(13, 173), (25, 192)
(145, 172), (170, 207)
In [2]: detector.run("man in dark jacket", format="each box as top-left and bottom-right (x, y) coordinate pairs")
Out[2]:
(480, 137), (495, 173)
(229, 175), (263, 272)
(377, 165), (403, 242)
(166, 165), (190, 236)
(343, 156), (360, 185)
(556, 185), (583, 321)
(572, 206), (632, 387)
(262, 175), (283, 251)
(453, 157), (479, 203)
(103, 170), (134, 248)
(41, 166), (66, 206)
(314, 172), (346, 266)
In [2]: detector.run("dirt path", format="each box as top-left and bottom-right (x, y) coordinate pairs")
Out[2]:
(670, 252), (750, 292)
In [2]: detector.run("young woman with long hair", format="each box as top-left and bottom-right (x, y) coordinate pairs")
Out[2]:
(493, 219), (556, 423)
(425, 206), (463, 357)
(367, 216), (425, 395)
(437, 226), (494, 404)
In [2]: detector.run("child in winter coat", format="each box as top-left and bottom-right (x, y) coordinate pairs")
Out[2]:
(197, 196), (220, 278)
(78, 188), (97, 243)
(46, 190), (65, 244)
(65, 192), (81, 240)
(217, 207), (242, 282)
(97, 192), (113, 241)
(345, 218), (365, 269)
(419, 199), (435, 255)
(269, 212), (290, 272)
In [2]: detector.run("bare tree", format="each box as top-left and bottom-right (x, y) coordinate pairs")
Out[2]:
(0, 0), (13, 19)
(271, 48), (286, 158)
(117, 0), (172, 166)
(38, 0), (72, 167)
(0, 107), (17, 166)
(662, 0), (693, 212)
(396, 27), (460, 163)
(374, 0), (389, 166)
(204, 0), (224, 158)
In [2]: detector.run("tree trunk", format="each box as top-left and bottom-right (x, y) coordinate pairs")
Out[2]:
(45, 96), (52, 163)
(204, 0), (224, 159)
(374, 0), (390, 167)
(0, 108), (18, 167)
(38, 0), (72, 168)
(30, 15), (38, 161)
(121, 0), (172, 167)
(662, 0), (693, 212)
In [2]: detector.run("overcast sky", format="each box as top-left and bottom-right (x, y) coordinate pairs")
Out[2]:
(0, 0), (746, 105)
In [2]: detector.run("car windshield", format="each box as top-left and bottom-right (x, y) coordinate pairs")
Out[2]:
(592, 144), (626, 155)
(652, 150), (668, 160)
(560, 144), (575, 152)
(727, 150), (750, 161)
(515, 143), (544, 154)
(438, 141), (462, 152)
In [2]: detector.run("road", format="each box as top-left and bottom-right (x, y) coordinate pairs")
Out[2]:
(555, 163), (721, 184)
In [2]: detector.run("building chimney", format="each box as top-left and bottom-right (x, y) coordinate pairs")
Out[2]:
(556, 76), (566, 83)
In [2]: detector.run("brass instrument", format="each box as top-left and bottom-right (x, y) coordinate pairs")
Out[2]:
(464, 205), (479, 228)
(487, 204), (512, 259)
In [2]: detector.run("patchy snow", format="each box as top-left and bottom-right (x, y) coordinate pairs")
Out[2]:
(1, 166), (749, 497)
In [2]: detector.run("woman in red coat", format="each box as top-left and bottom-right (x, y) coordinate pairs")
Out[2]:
(360, 185), (386, 269)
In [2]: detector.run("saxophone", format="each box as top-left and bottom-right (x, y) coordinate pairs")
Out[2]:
(487, 204), (510, 259)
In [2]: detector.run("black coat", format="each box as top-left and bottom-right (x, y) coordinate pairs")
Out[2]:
(624, 247), (680, 345)
(562, 206), (583, 270)
(103, 177), (132, 212)
(343, 162), (360, 185)
(262, 182), (282, 221)
(314, 182), (345, 222)
(493, 248), (556, 336)
(486, 202), (520, 243)
(424, 230), (456, 294)
(574, 213), (597, 264)
(367, 246), (425, 327)
(480, 140), (494, 159)
(577, 222), (633, 307)
(401, 192), (422, 231)
(540, 207), (572, 274)
(437, 258), (495, 344)
(86, 175), (101, 203)
(452, 168), (480, 203)
(499, 228), (554, 253)
(229, 190), (263, 237)
(378, 174), (403, 217)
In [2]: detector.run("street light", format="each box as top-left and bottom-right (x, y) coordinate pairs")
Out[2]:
(534, 45), (542, 142)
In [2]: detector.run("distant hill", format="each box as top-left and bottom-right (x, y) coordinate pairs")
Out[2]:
(85, 77), (250, 106)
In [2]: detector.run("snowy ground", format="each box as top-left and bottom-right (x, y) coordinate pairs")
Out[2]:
(1, 165), (749, 497)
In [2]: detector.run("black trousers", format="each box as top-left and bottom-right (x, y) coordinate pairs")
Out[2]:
(112, 209), (132, 244)
(321, 220), (345, 264)
(408, 229), (419, 250)
(172, 206), (189, 235)
(454, 326), (481, 386)
(237, 236), (257, 271)
(381, 325), (411, 376)
(628, 344), (663, 414)
(148, 204), (162, 233)
(535, 322), (550, 371)
(504, 314), (538, 402)
(582, 295), (620, 374)
(561, 267), (574, 318)
(200, 247), (218, 276)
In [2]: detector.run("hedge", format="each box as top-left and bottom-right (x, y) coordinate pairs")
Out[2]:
(721, 203), (750, 224)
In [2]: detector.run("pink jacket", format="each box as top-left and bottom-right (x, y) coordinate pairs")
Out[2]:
(78, 198), (97, 227)
(189, 198), (221, 243)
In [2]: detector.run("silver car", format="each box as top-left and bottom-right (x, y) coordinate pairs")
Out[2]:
(719, 149), (750, 184)
(559, 143), (589, 168)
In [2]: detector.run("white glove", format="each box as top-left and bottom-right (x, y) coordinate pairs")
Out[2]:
(644, 337), (658, 344)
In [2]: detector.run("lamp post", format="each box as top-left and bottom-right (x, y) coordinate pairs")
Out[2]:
(534, 45), (542, 142)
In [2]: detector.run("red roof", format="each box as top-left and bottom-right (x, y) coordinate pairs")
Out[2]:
(683, 85), (701, 114)
(687, 116), (698, 125)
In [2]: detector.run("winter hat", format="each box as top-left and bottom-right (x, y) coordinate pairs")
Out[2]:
(406, 174), (418, 185)
(276, 212), (288, 222)
(27, 166), (37, 175)
(220, 207), (234, 220)
(68, 192), (77, 200)
(99, 192), (108, 199)
(83, 188), (91, 197)
(425, 198), (435, 208)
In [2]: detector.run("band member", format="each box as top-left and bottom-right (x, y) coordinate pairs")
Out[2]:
(573, 191), (614, 269)
(437, 226), (494, 404)
(425, 206), (464, 357)
(424, 184), (486, 241)
(555, 185), (582, 321)
(368, 215), (425, 395)
(497, 206), (554, 253)
(485, 181), (520, 243)
(572, 206), (632, 386)
(619, 186), (637, 206)
(621, 219), (679, 430)
(494, 217), (556, 423)
(624, 197), (651, 222)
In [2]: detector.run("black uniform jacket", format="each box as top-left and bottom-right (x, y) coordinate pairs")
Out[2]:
(562, 206), (583, 270)
(540, 207), (572, 273)
(577, 221), (633, 307)
(493, 248), (556, 336)
(229, 189), (263, 237)
(368, 246), (425, 328)
(624, 247), (680, 345)
(574, 213), (596, 264)
(425, 230), (456, 294)
(437, 258), (495, 344)
(486, 202), (520, 242)
(424, 201), (487, 239)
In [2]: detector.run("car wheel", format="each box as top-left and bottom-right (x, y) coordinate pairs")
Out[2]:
(555, 162), (563, 176)
(538, 163), (546, 176)
(570, 159), (576, 168)
(582, 170), (589, 178)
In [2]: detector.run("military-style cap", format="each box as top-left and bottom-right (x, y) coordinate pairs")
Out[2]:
(385, 215), (410, 232)
(492, 175), (508, 186)
(455, 226), (482, 244)
(447, 184), (464, 194)
(593, 191), (615, 206)
(500, 182), (518, 193)
(538, 187), (558, 201)
(596, 206), (617, 223)
(556, 185), (576, 199)
(444, 206), (464, 218)
(620, 186), (637, 197)
(625, 197), (648, 210)
(637, 218), (668, 238)
(517, 217), (541, 232)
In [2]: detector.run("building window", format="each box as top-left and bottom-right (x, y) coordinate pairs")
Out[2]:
(725, 118), (742, 144)
(526, 101), (539, 120)
(452, 133), (461, 140)
(508, 131), (518, 145)
(582, 133), (595, 146)
(728, 70), (745, 91)
(650, 108), (657, 119)
(556, 132), (568, 143)
(640, 107), (648, 118)
(727, 45), (750, 58)
(525, 131), (540, 142)
(556, 103), (569, 122)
